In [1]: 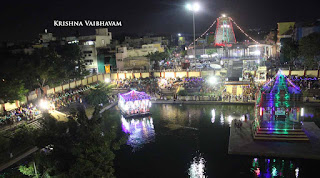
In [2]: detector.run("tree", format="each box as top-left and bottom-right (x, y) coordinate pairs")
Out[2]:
(85, 82), (112, 106)
(0, 79), (28, 103)
(299, 32), (320, 68)
(19, 162), (37, 177)
(34, 106), (126, 177)
(280, 39), (298, 63)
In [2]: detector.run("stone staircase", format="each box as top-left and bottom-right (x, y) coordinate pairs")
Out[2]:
(254, 121), (309, 142)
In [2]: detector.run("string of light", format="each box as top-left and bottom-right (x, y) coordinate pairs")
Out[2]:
(229, 17), (260, 44)
(188, 20), (217, 48)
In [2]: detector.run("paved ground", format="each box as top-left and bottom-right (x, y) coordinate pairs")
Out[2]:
(228, 120), (320, 160)
(49, 110), (68, 122)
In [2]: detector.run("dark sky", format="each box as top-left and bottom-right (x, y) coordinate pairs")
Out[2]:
(0, 0), (318, 41)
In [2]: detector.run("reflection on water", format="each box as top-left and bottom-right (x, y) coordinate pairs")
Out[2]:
(114, 104), (319, 177)
(188, 153), (206, 178)
(121, 116), (155, 151)
(211, 109), (215, 124)
(251, 158), (300, 178)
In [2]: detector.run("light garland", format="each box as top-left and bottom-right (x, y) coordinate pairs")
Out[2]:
(188, 20), (217, 48)
(229, 17), (260, 44)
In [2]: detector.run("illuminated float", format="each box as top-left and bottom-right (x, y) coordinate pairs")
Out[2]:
(118, 90), (152, 117)
(252, 70), (309, 141)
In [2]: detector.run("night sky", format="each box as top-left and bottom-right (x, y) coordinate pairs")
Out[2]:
(0, 0), (318, 41)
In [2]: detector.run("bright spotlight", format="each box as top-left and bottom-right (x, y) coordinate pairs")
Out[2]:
(178, 33), (181, 37)
(186, 2), (200, 12)
(105, 78), (111, 83)
(253, 50), (261, 56)
(39, 99), (49, 110)
(193, 3), (200, 12)
(209, 76), (217, 85)
(222, 14), (226, 17)
(186, 3), (192, 10)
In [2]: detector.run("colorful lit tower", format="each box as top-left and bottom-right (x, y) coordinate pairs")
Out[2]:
(252, 70), (309, 141)
(214, 15), (236, 46)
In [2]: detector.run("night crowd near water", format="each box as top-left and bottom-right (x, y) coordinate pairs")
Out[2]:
(105, 104), (320, 178)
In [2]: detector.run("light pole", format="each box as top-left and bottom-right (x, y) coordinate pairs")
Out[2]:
(186, 2), (200, 59)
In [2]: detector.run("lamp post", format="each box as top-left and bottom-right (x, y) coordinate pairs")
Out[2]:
(186, 2), (200, 59)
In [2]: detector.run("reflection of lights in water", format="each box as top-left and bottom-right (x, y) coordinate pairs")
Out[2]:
(272, 166), (277, 176)
(121, 116), (155, 151)
(211, 109), (215, 123)
(295, 167), (299, 178)
(251, 158), (300, 178)
(220, 113), (224, 125)
(188, 155), (206, 178)
(227, 115), (233, 126)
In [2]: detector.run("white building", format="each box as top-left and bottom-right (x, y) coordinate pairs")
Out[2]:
(116, 43), (164, 70)
(39, 29), (56, 43)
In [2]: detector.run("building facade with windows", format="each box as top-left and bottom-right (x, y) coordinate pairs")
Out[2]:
(65, 28), (112, 73)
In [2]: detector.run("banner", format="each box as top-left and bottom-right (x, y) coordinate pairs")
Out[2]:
(105, 64), (111, 74)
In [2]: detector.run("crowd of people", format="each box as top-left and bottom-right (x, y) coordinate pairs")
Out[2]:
(289, 76), (320, 90)
(0, 103), (41, 127)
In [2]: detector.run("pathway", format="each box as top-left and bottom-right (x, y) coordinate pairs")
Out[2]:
(0, 147), (38, 172)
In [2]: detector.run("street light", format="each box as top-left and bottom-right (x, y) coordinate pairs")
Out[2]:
(186, 2), (200, 59)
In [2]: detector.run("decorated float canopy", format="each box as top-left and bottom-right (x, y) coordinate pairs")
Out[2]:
(119, 90), (151, 102)
(118, 90), (152, 117)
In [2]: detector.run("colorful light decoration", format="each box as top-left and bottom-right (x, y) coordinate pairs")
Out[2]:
(188, 20), (217, 47)
(229, 17), (259, 44)
(118, 90), (152, 116)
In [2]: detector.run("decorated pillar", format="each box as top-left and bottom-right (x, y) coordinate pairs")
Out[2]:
(117, 72), (119, 80)
(174, 72), (176, 78)
(304, 69), (306, 77)
(124, 72), (127, 79)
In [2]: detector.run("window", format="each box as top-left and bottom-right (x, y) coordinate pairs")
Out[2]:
(85, 59), (93, 65)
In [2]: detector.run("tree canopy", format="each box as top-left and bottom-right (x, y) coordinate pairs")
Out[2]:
(299, 32), (320, 68)
(0, 44), (88, 101)
(31, 106), (126, 177)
